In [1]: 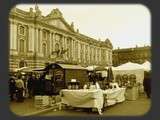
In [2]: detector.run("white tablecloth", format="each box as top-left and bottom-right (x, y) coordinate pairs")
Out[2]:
(60, 89), (104, 114)
(103, 88), (126, 106)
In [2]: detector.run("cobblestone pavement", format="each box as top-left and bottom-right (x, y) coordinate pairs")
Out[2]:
(9, 94), (151, 116)
(39, 94), (151, 116)
(9, 98), (52, 116)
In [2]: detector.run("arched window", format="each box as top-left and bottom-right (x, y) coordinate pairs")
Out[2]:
(19, 39), (25, 53)
(42, 43), (47, 57)
(19, 26), (25, 35)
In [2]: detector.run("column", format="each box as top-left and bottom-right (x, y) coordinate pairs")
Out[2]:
(88, 45), (90, 65)
(98, 48), (101, 64)
(13, 21), (17, 50)
(39, 28), (42, 55)
(49, 32), (52, 56)
(72, 39), (75, 60)
(75, 41), (78, 61)
(37, 28), (41, 53)
(34, 27), (38, 52)
(62, 35), (65, 49)
(83, 44), (85, 63)
(63, 35), (66, 60)
(52, 32), (56, 51)
(105, 50), (108, 65)
(70, 38), (73, 60)
(77, 42), (80, 63)
(110, 50), (112, 65)
(95, 47), (97, 64)
(71, 39), (73, 60)
(9, 21), (13, 49)
(28, 26), (34, 51)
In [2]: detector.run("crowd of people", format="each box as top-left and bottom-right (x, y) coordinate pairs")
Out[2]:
(9, 72), (44, 102)
(9, 70), (151, 103)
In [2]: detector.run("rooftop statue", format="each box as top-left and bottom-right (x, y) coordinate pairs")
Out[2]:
(48, 8), (63, 18)
(35, 5), (42, 18)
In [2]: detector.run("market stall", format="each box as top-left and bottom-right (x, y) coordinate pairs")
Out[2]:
(43, 63), (88, 94)
(60, 89), (104, 115)
(113, 62), (145, 100)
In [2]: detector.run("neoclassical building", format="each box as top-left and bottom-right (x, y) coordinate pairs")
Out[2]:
(9, 6), (113, 70)
(112, 46), (151, 67)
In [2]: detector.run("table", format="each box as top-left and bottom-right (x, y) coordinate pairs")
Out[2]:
(103, 88), (126, 106)
(60, 89), (104, 114)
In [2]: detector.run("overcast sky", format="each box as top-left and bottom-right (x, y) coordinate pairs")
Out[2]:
(16, 4), (151, 49)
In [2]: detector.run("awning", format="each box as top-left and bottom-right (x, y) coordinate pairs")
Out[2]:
(45, 63), (87, 70)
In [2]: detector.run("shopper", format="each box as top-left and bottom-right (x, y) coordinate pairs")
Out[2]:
(143, 72), (151, 98)
(9, 76), (16, 101)
(27, 73), (33, 98)
(15, 75), (25, 102)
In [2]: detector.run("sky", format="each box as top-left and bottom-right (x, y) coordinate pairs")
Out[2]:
(15, 4), (151, 49)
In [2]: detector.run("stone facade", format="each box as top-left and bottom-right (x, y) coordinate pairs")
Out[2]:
(9, 7), (113, 70)
(112, 46), (151, 67)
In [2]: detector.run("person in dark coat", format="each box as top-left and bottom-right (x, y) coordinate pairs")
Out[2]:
(33, 74), (42, 96)
(9, 77), (16, 101)
(27, 73), (33, 98)
(143, 72), (151, 98)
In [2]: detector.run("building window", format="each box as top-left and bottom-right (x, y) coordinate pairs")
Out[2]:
(75, 42), (78, 59)
(42, 43), (47, 57)
(19, 39), (25, 53)
(67, 38), (70, 59)
(43, 31), (47, 39)
(80, 44), (83, 62)
(19, 26), (25, 35)
(85, 45), (88, 62)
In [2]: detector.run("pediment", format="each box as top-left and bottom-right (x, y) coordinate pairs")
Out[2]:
(47, 18), (73, 32)
(44, 8), (74, 32)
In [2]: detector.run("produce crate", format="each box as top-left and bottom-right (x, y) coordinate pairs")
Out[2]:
(34, 96), (50, 108)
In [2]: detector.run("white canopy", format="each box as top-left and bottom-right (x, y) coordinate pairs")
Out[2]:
(86, 65), (98, 71)
(113, 62), (144, 84)
(113, 62), (145, 93)
(114, 62), (144, 70)
(141, 61), (151, 71)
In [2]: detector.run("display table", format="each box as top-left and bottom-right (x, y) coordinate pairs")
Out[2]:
(60, 89), (104, 114)
(103, 88), (126, 106)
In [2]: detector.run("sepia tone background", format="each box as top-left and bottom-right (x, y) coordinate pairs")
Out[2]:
(9, 4), (151, 116)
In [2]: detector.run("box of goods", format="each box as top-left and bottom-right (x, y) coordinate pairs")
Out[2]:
(34, 96), (50, 108)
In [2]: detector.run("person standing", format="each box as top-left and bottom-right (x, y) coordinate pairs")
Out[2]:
(22, 75), (27, 98)
(143, 72), (151, 98)
(9, 76), (16, 101)
(27, 73), (33, 98)
(15, 76), (25, 102)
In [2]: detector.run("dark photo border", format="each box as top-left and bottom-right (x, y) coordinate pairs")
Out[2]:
(0, 0), (159, 120)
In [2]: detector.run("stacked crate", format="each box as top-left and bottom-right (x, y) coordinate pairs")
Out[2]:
(34, 96), (50, 108)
